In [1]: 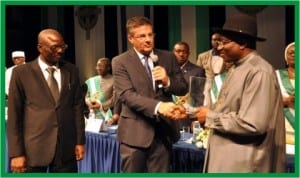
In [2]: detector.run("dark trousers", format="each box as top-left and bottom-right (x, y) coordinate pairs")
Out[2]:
(25, 160), (77, 173)
(120, 138), (170, 172)
(26, 138), (77, 173)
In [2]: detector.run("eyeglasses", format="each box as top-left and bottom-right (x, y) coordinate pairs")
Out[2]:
(40, 44), (68, 51)
(49, 44), (68, 51)
(216, 40), (232, 47)
(133, 33), (155, 41)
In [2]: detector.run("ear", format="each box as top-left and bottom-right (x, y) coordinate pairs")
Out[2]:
(37, 44), (43, 52)
(128, 34), (134, 44)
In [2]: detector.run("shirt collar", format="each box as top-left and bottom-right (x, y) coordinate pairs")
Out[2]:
(38, 56), (59, 71)
(133, 48), (154, 61)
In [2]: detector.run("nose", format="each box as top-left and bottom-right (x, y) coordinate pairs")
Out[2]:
(217, 44), (223, 51)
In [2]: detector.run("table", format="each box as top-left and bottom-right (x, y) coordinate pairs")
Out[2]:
(77, 132), (205, 173)
(170, 139), (206, 172)
(5, 131), (294, 173)
(78, 131), (295, 173)
(77, 132), (121, 173)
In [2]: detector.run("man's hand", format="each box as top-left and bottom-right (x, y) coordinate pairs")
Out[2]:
(75, 145), (85, 161)
(158, 102), (187, 120)
(11, 156), (26, 173)
(86, 101), (102, 110)
(152, 66), (169, 87)
(195, 106), (209, 125)
(283, 94), (294, 108)
(107, 114), (120, 126)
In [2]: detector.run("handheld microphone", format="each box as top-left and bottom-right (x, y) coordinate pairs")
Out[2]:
(150, 54), (163, 89)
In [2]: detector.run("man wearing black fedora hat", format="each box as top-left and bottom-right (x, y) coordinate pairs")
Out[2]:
(194, 14), (286, 172)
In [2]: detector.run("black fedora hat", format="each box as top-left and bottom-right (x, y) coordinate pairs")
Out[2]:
(214, 14), (266, 41)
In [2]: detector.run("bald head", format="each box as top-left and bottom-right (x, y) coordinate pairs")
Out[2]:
(38, 29), (63, 45)
(37, 28), (66, 66)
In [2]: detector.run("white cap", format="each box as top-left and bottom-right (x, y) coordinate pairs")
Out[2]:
(12, 51), (25, 58)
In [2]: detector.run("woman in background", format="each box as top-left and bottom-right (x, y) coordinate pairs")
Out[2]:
(276, 42), (295, 145)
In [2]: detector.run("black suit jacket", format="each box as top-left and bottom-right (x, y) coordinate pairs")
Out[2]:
(181, 61), (206, 83)
(7, 59), (85, 166)
(112, 48), (188, 148)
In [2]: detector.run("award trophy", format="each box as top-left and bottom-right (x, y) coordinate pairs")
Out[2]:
(185, 76), (211, 119)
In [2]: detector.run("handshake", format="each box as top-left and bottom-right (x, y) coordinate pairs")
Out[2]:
(158, 102), (187, 120)
(158, 102), (208, 125)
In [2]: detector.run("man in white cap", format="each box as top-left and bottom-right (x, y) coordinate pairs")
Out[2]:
(5, 51), (26, 95)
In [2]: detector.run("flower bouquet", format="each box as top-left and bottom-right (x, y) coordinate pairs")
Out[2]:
(194, 127), (209, 149)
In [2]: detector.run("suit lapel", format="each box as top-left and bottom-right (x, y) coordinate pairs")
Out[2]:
(31, 59), (57, 104)
(59, 62), (70, 105)
(128, 49), (153, 88)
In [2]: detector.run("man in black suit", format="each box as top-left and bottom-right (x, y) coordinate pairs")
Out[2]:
(173, 41), (206, 128)
(112, 16), (188, 172)
(7, 29), (85, 173)
(173, 41), (205, 83)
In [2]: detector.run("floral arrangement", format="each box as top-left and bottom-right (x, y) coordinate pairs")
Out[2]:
(194, 128), (210, 149)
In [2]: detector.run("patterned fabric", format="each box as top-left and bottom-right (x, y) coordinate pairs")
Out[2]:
(143, 56), (153, 82)
(276, 69), (294, 145)
(215, 66), (235, 108)
(210, 72), (227, 105)
(275, 69), (295, 129)
(85, 76), (112, 120)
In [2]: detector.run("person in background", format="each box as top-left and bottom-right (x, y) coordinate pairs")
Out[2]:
(209, 59), (234, 105)
(5, 51), (26, 96)
(85, 57), (114, 120)
(7, 28), (85, 173)
(197, 33), (224, 107)
(173, 41), (205, 128)
(112, 16), (188, 172)
(173, 41), (205, 83)
(194, 14), (286, 172)
(197, 33), (224, 79)
(275, 42), (295, 146)
(107, 91), (121, 126)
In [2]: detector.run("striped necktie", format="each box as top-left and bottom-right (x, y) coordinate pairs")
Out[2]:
(143, 56), (153, 82)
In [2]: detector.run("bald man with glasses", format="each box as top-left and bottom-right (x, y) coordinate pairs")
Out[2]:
(7, 28), (85, 173)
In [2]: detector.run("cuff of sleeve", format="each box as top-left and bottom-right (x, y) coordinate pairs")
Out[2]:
(205, 110), (219, 128)
(154, 102), (161, 115)
(163, 78), (170, 88)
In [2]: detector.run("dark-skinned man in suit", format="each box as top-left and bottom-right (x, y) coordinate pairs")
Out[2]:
(7, 28), (85, 173)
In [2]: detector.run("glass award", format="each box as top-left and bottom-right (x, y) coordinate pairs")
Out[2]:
(184, 76), (213, 118)
(189, 76), (206, 107)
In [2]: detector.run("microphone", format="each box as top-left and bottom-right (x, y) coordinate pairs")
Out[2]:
(150, 54), (163, 89)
